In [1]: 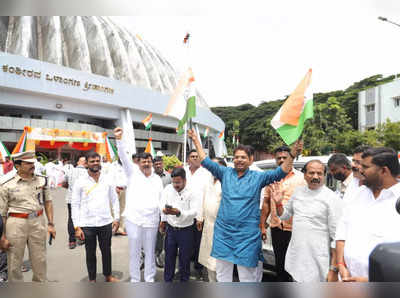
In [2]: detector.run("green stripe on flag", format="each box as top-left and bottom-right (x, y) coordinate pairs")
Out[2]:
(110, 139), (118, 159)
(276, 99), (313, 145)
(177, 96), (196, 135)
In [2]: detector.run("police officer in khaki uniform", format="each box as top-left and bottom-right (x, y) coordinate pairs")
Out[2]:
(0, 151), (56, 282)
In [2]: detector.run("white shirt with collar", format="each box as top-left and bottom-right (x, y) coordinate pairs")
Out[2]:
(65, 165), (88, 204)
(161, 184), (200, 228)
(339, 182), (400, 278)
(342, 176), (361, 203)
(71, 172), (120, 228)
(117, 139), (164, 228)
(184, 165), (212, 221)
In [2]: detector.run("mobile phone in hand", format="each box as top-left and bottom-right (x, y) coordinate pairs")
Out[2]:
(48, 234), (53, 245)
(165, 204), (172, 209)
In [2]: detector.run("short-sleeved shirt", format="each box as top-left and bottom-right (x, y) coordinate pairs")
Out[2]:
(265, 168), (306, 231)
(0, 174), (51, 216)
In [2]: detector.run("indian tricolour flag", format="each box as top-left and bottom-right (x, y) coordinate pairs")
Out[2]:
(218, 130), (225, 140)
(12, 129), (28, 154)
(145, 138), (156, 157)
(0, 140), (10, 172)
(105, 136), (118, 162)
(142, 113), (152, 130)
(203, 127), (209, 138)
(164, 68), (196, 135)
(271, 69), (313, 145)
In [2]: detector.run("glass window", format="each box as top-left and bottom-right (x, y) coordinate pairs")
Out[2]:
(366, 104), (375, 112)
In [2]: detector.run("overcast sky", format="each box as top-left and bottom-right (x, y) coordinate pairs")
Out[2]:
(112, 0), (400, 108)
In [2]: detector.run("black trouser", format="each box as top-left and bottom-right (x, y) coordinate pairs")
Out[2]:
(164, 224), (194, 282)
(192, 220), (203, 271)
(271, 227), (293, 282)
(155, 230), (164, 256)
(67, 203), (76, 243)
(0, 251), (7, 281)
(82, 224), (113, 281)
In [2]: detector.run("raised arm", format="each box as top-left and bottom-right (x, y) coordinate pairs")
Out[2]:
(188, 129), (206, 161)
(280, 139), (302, 174)
(188, 128), (226, 181)
(114, 127), (135, 177)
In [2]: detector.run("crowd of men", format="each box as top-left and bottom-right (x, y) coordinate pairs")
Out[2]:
(0, 127), (399, 283)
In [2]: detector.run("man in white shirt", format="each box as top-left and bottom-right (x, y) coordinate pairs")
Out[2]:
(63, 155), (87, 249)
(184, 149), (211, 280)
(114, 127), (163, 283)
(336, 147), (400, 282)
(327, 153), (353, 200)
(274, 160), (343, 282)
(159, 167), (200, 282)
(71, 152), (120, 282)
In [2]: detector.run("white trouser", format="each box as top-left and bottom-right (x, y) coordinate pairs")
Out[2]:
(216, 259), (259, 282)
(255, 261), (263, 282)
(125, 220), (158, 282)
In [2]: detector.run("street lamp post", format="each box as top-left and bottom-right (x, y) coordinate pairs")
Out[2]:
(378, 16), (400, 28)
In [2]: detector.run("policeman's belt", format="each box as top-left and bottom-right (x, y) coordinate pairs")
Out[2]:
(8, 209), (44, 219)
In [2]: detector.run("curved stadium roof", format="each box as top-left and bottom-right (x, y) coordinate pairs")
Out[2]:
(0, 16), (209, 108)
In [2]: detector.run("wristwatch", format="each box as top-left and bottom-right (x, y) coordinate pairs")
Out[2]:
(329, 265), (339, 273)
(47, 222), (55, 227)
(176, 211), (181, 217)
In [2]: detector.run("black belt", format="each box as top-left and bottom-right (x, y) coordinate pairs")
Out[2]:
(167, 223), (192, 231)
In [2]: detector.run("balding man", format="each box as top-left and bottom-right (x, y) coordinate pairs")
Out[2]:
(274, 160), (343, 282)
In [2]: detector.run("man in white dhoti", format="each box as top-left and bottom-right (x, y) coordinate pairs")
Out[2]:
(274, 160), (343, 282)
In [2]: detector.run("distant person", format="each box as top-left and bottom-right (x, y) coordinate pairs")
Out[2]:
(63, 156), (87, 249)
(71, 152), (120, 282)
(336, 147), (400, 282)
(327, 154), (353, 200)
(274, 160), (343, 282)
(3, 156), (14, 175)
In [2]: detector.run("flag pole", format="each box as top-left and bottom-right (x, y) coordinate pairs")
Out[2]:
(183, 122), (188, 166)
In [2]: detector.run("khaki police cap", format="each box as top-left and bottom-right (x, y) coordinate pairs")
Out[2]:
(11, 151), (37, 163)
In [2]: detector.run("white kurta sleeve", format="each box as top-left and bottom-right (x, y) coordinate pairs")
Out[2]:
(328, 193), (344, 248)
(109, 183), (120, 221)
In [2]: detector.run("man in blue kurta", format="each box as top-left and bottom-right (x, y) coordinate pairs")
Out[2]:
(188, 129), (299, 282)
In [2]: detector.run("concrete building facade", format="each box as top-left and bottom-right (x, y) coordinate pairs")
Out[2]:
(358, 79), (400, 131)
(0, 16), (226, 161)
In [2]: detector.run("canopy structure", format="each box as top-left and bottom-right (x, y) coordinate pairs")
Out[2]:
(12, 126), (117, 162)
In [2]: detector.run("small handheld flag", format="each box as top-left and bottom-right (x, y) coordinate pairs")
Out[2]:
(145, 138), (156, 158)
(183, 33), (190, 44)
(218, 130), (225, 140)
(142, 113), (153, 130)
(203, 127), (209, 138)
(105, 136), (118, 162)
